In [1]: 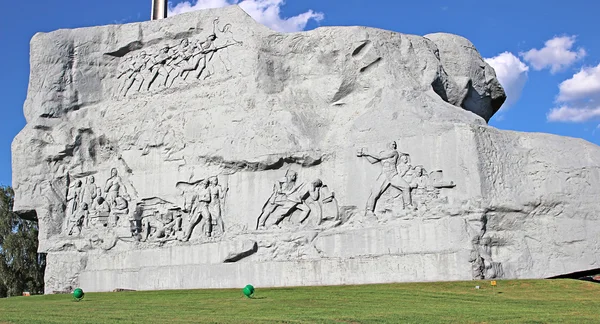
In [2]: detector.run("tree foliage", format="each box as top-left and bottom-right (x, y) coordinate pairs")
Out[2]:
(0, 186), (45, 297)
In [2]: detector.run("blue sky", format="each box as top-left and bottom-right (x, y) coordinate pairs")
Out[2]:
(1, 0), (599, 187)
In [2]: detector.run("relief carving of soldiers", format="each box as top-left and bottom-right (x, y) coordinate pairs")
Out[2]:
(92, 196), (111, 214)
(115, 18), (242, 97)
(408, 165), (429, 190)
(208, 176), (226, 235)
(67, 202), (88, 236)
(144, 209), (182, 242)
(185, 34), (218, 80)
(66, 179), (83, 219)
(104, 168), (128, 207)
(119, 51), (152, 96)
(357, 141), (414, 214)
(357, 141), (457, 214)
(146, 45), (176, 90)
(62, 167), (136, 236)
(256, 170), (324, 229)
(182, 179), (211, 241)
(80, 176), (97, 209)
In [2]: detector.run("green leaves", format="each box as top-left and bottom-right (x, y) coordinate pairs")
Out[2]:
(0, 186), (45, 298)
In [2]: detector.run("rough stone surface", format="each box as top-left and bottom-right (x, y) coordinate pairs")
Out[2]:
(424, 33), (506, 122)
(12, 5), (600, 293)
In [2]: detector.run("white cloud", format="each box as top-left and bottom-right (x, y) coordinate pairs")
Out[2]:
(548, 63), (600, 123)
(168, 0), (230, 15)
(484, 52), (529, 109)
(167, 0), (324, 32)
(557, 64), (600, 102)
(520, 36), (586, 73)
(547, 105), (600, 122)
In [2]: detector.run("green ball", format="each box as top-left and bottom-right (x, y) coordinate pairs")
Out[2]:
(73, 288), (85, 300)
(242, 284), (254, 298)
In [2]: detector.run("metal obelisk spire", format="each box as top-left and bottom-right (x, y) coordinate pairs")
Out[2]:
(151, 0), (168, 20)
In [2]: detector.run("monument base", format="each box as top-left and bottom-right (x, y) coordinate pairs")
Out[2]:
(43, 216), (478, 293)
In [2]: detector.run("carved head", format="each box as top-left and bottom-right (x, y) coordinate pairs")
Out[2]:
(202, 179), (209, 189)
(180, 39), (189, 47)
(400, 154), (410, 164)
(312, 179), (323, 188)
(413, 166), (424, 176)
(285, 170), (297, 182)
(209, 176), (218, 186)
(81, 203), (88, 211)
(110, 168), (118, 177)
(207, 34), (217, 41)
(389, 141), (397, 150)
(97, 196), (105, 204)
(76, 180), (83, 187)
(89, 176), (95, 184)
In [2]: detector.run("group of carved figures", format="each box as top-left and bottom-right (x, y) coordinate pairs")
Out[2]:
(63, 142), (455, 241)
(357, 141), (455, 214)
(253, 141), (455, 228)
(63, 168), (228, 242)
(116, 19), (239, 97)
(169, 176), (227, 241)
(64, 168), (130, 236)
(128, 175), (227, 242)
(256, 170), (339, 230)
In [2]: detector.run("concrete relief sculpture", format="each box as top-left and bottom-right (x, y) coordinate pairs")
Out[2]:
(357, 141), (414, 215)
(208, 176), (226, 234)
(357, 141), (456, 216)
(176, 175), (229, 241)
(115, 18), (242, 97)
(62, 169), (229, 245)
(256, 170), (340, 230)
(137, 198), (183, 242)
(62, 168), (135, 237)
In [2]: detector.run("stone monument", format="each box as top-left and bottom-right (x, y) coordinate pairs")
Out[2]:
(12, 5), (600, 293)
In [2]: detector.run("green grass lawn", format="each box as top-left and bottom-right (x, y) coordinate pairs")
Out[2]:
(0, 279), (599, 323)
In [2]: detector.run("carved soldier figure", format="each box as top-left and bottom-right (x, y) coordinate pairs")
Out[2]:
(80, 176), (98, 209)
(256, 171), (322, 229)
(208, 176), (226, 234)
(116, 56), (134, 95)
(89, 194), (111, 227)
(168, 39), (193, 85)
(170, 39), (191, 65)
(68, 203), (89, 236)
(104, 168), (128, 207)
(357, 141), (414, 214)
(146, 45), (174, 90)
(120, 51), (151, 96)
(66, 179), (83, 219)
(111, 196), (129, 227)
(144, 210), (181, 242)
(398, 154), (412, 179)
(295, 179), (324, 224)
(182, 180), (211, 241)
(190, 34), (218, 80)
(92, 196), (111, 215)
(130, 202), (144, 240)
(408, 165), (428, 188)
(91, 195), (109, 212)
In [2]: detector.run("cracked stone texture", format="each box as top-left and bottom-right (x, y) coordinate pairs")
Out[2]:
(12, 5), (600, 293)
